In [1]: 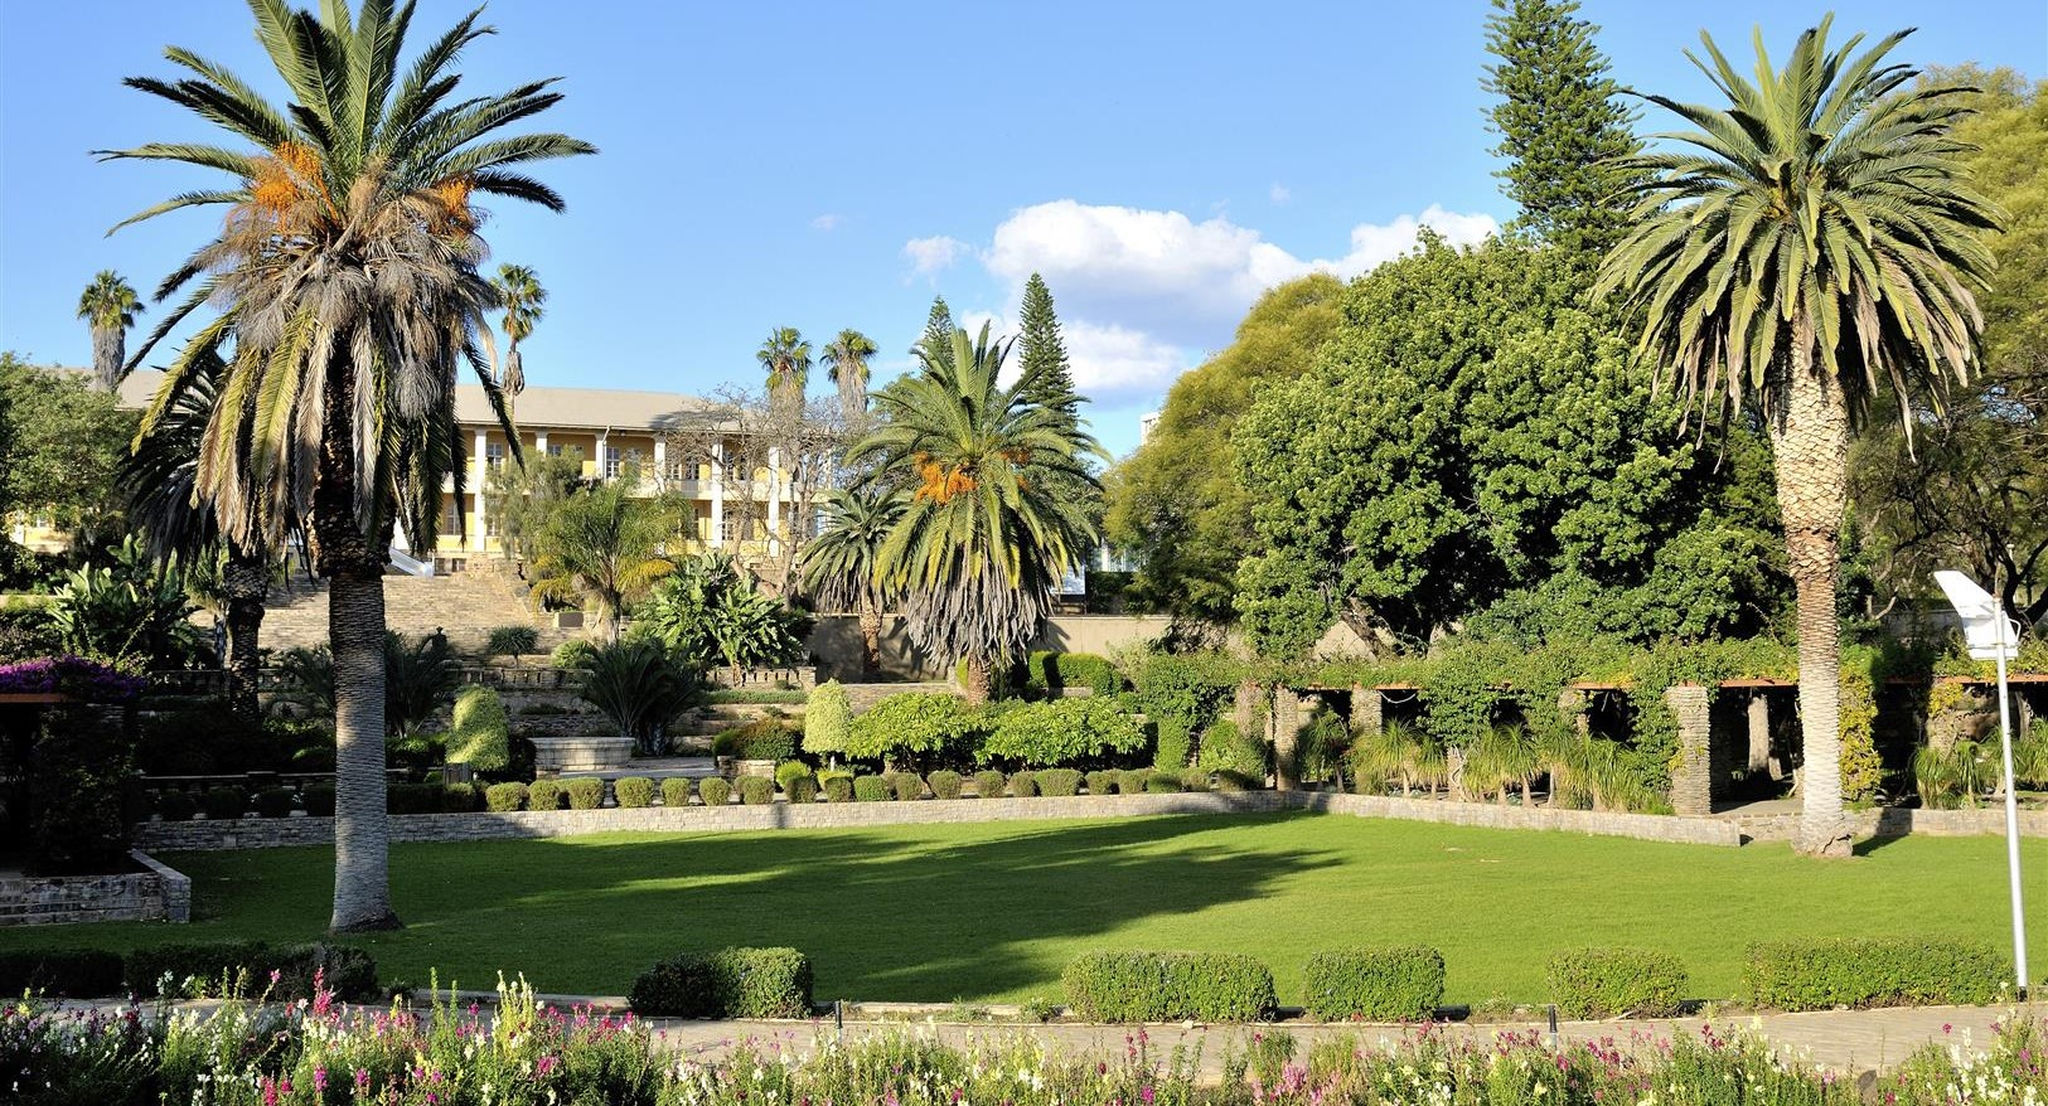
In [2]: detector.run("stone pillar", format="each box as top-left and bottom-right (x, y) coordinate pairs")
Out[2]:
(709, 442), (725, 548)
(1746, 692), (1771, 775)
(1665, 683), (1713, 816)
(652, 438), (668, 490)
(1558, 687), (1590, 736)
(1233, 680), (1263, 736)
(1351, 683), (1381, 737)
(471, 429), (489, 552)
(1271, 687), (1303, 791)
(767, 446), (783, 556)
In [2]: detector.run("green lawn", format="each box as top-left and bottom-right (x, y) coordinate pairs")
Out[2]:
(5, 812), (2043, 1005)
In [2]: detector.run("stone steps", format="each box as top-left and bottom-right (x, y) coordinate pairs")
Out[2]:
(258, 567), (568, 654)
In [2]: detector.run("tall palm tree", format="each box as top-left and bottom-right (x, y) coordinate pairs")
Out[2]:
(529, 479), (677, 642)
(490, 263), (546, 397)
(105, 0), (594, 929)
(757, 326), (811, 414)
(77, 271), (141, 391)
(1598, 17), (1997, 856)
(120, 346), (276, 723)
(821, 328), (878, 428)
(849, 324), (1104, 703)
(802, 486), (906, 678)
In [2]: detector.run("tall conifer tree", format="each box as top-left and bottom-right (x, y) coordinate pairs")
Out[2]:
(917, 296), (956, 373)
(1016, 274), (1079, 423)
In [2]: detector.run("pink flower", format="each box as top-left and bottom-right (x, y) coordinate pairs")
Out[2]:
(314, 1066), (328, 1092)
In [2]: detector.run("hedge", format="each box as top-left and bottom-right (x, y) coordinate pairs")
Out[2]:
(662, 778), (695, 807)
(699, 778), (732, 806)
(527, 779), (567, 811)
(201, 787), (247, 820)
(822, 775), (854, 803)
(628, 947), (813, 1018)
(1037, 768), (1083, 797)
(1009, 770), (1039, 797)
(485, 782), (528, 812)
(126, 941), (377, 1002)
(614, 777), (656, 808)
(885, 772), (924, 802)
(852, 775), (890, 802)
(738, 776), (776, 805)
(441, 782), (482, 812)
(1085, 770), (1117, 796)
(252, 786), (297, 818)
(786, 776), (819, 803)
(1547, 947), (1687, 1019)
(157, 790), (199, 821)
(0, 948), (124, 997)
(1062, 950), (1276, 1023)
(1744, 938), (2005, 1011)
(301, 782), (336, 817)
(927, 769), (965, 799)
(973, 769), (1007, 798)
(1117, 769), (1151, 795)
(564, 778), (605, 810)
(388, 783), (443, 814)
(1301, 947), (1445, 1021)
(1145, 772), (1183, 793)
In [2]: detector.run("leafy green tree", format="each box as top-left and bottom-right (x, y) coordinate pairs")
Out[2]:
(1480, 0), (1639, 259)
(0, 353), (136, 559)
(821, 328), (878, 428)
(530, 478), (678, 642)
(1104, 274), (1345, 621)
(802, 487), (906, 678)
(485, 446), (589, 564)
(107, 0), (592, 931)
(1235, 237), (1779, 657)
(76, 271), (142, 391)
(916, 296), (956, 373)
(1598, 19), (1997, 856)
(852, 324), (1104, 702)
(634, 552), (808, 682)
(757, 326), (811, 416)
(490, 263), (546, 398)
(1016, 274), (1078, 422)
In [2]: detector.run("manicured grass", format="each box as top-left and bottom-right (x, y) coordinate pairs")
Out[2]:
(4, 812), (2043, 1005)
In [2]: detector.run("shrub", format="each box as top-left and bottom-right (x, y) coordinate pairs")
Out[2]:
(1037, 768), (1083, 796)
(846, 692), (981, 761)
(1154, 720), (1193, 772)
(441, 782), (482, 812)
(738, 776), (775, 805)
(564, 777), (605, 810)
(886, 771), (924, 801)
(852, 775), (890, 802)
(157, 790), (199, 821)
(928, 769), (965, 799)
(580, 640), (700, 757)
(614, 777), (656, 808)
(200, 786), (247, 820)
(1743, 938), (2005, 1011)
(713, 711), (801, 762)
(301, 782), (336, 817)
(1547, 948), (1687, 1019)
(821, 775), (854, 803)
(0, 948), (124, 997)
(786, 776), (818, 803)
(447, 685), (510, 772)
(1117, 768), (1152, 795)
(1009, 770), (1039, 797)
(803, 680), (852, 757)
(386, 782), (442, 814)
(127, 941), (377, 1002)
(1145, 772), (1183, 793)
(551, 638), (597, 670)
(980, 698), (1148, 767)
(1178, 767), (1212, 792)
(526, 779), (566, 811)
(776, 759), (813, 791)
(699, 777), (732, 806)
(1197, 719), (1270, 781)
(629, 947), (813, 1018)
(972, 769), (1007, 798)
(1084, 770), (1117, 795)
(661, 777), (695, 807)
(1062, 950), (1276, 1022)
(485, 625), (540, 658)
(485, 782), (528, 812)
(1302, 947), (1446, 1021)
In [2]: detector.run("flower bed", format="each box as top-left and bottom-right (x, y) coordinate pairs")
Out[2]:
(0, 655), (146, 700)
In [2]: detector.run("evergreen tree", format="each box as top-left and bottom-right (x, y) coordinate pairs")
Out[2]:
(916, 296), (956, 373)
(1480, 0), (1640, 259)
(1016, 273), (1079, 422)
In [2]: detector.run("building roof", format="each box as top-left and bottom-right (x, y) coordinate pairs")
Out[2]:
(107, 368), (718, 434)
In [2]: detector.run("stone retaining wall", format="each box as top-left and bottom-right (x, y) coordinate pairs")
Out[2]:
(135, 790), (1741, 851)
(0, 850), (192, 926)
(1729, 806), (2048, 842)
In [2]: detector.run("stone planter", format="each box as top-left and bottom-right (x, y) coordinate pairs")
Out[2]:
(530, 735), (633, 774)
(735, 758), (777, 779)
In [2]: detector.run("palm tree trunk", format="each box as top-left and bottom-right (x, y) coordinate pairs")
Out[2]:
(963, 655), (993, 706)
(858, 601), (883, 680)
(1772, 353), (1854, 859)
(223, 547), (269, 725)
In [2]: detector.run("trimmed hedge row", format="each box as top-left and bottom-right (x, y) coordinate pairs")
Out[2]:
(1744, 938), (2005, 1010)
(1302, 947), (1445, 1021)
(1, 941), (380, 1000)
(1062, 950), (1277, 1022)
(628, 947), (813, 1018)
(1547, 947), (1687, 1018)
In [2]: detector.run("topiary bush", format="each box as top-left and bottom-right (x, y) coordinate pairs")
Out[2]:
(1008, 770), (1039, 797)
(447, 685), (510, 773)
(1302, 947), (1446, 1021)
(628, 947), (813, 1019)
(1743, 938), (2004, 1011)
(0, 948), (125, 997)
(845, 691), (983, 762)
(972, 769), (1007, 798)
(157, 790), (200, 822)
(699, 777), (732, 806)
(1145, 772), (1183, 793)
(886, 771), (924, 801)
(980, 698), (1148, 767)
(301, 782), (336, 817)
(485, 782), (528, 812)
(775, 759), (813, 792)
(252, 786), (297, 818)
(564, 777), (605, 810)
(201, 786), (248, 820)
(785, 775), (818, 803)
(386, 783), (442, 814)
(1084, 770), (1117, 796)
(927, 769), (965, 799)
(527, 779), (566, 811)
(1061, 950), (1276, 1023)
(1117, 768), (1152, 795)
(821, 774), (854, 803)
(662, 777), (695, 807)
(1178, 767), (1212, 792)
(1037, 768), (1082, 796)
(803, 680), (851, 759)
(852, 775), (889, 802)
(738, 776), (775, 805)
(440, 782), (482, 812)
(1547, 947), (1687, 1019)
(614, 777), (656, 808)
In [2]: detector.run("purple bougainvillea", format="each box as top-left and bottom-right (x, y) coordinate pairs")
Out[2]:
(0, 656), (146, 701)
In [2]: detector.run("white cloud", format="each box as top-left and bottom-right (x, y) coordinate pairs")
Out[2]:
(1269, 182), (1291, 204)
(902, 235), (969, 277)
(810, 213), (844, 231)
(959, 310), (1192, 402)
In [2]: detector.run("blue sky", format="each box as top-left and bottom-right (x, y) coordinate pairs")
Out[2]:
(2, 2), (2042, 456)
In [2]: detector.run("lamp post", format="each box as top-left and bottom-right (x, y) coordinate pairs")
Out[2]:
(1933, 569), (2029, 997)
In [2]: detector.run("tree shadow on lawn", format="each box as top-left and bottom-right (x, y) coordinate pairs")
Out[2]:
(375, 811), (1343, 1001)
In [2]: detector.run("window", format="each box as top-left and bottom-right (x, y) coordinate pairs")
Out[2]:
(485, 441), (506, 469)
(440, 497), (462, 536)
(604, 446), (622, 479)
(546, 443), (564, 457)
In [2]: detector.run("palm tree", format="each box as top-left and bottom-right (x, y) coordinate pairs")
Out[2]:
(120, 346), (275, 723)
(77, 271), (141, 391)
(1598, 17), (1996, 855)
(757, 326), (811, 414)
(491, 263), (546, 397)
(105, 0), (593, 929)
(821, 328), (878, 428)
(849, 323), (1104, 703)
(802, 486), (906, 678)
(529, 479), (677, 642)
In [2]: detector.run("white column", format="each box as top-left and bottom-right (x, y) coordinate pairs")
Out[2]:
(534, 431), (548, 454)
(471, 429), (488, 552)
(766, 446), (782, 556)
(709, 441), (725, 548)
(596, 428), (610, 480)
(652, 439), (668, 490)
